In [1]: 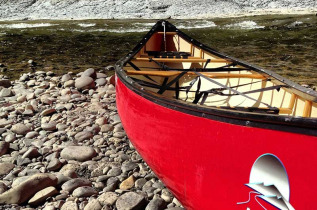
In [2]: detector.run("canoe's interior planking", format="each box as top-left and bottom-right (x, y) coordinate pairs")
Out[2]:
(123, 29), (317, 118)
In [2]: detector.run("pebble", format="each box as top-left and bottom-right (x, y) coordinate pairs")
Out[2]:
(82, 68), (97, 80)
(0, 162), (15, 175)
(0, 119), (13, 128)
(0, 79), (11, 88)
(61, 201), (78, 210)
(107, 167), (122, 177)
(84, 198), (102, 210)
(0, 70), (175, 209)
(41, 108), (56, 116)
(75, 76), (95, 90)
(64, 80), (75, 88)
(116, 192), (146, 210)
(0, 88), (12, 97)
(47, 158), (62, 171)
(119, 175), (135, 190)
(28, 186), (58, 206)
(11, 123), (31, 135)
(0, 141), (9, 157)
(145, 198), (167, 210)
(121, 161), (138, 173)
(61, 146), (96, 162)
(74, 131), (93, 142)
(0, 173), (57, 204)
(98, 192), (118, 206)
(72, 186), (98, 197)
(61, 74), (72, 82)
(61, 178), (91, 193)
(41, 122), (57, 131)
(25, 131), (39, 139)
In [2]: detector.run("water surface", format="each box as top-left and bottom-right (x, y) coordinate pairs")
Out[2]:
(0, 15), (316, 86)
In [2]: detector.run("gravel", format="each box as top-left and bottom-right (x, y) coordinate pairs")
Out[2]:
(0, 69), (183, 210)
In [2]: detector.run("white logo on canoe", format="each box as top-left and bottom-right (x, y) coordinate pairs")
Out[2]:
(237, 154), (295, 210)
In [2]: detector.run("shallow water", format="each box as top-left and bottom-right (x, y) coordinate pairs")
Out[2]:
(0, 15), (316, 86)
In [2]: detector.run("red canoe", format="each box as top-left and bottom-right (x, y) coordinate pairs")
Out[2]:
(115, 20), (317, 210)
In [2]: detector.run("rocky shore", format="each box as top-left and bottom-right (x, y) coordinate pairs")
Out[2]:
(0, 69), (183, 210)
(0, 0), (316, 20)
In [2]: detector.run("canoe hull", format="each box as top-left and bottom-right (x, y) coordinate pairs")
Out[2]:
(116, 76), (317, 210)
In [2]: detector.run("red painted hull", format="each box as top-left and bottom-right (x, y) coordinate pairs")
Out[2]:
(116, 77), (317, 210)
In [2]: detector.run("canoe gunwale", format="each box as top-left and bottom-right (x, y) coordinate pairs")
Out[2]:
(115, 20), (317, 136)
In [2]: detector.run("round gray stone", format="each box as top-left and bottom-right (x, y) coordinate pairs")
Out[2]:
(61, 146), (96, 162)
(11, 123), (31, 135)
(61, 178), (91, 193)
(116, 192), (146, 210)
(75, 76), (95, 90)
(72, 186), (98, 198)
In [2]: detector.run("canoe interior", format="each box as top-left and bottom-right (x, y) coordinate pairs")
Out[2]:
(123, 27), (317, 118)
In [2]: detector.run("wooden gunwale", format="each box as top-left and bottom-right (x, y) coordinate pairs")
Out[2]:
(115, 20), (317, 135)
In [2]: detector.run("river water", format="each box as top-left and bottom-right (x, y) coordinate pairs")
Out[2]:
(0, 15), (316, 86)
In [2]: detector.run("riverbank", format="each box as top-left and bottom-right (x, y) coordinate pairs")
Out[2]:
(1, 15), (316, 86)
(0, 69), (182, 209)
(0, 0), (316, 20)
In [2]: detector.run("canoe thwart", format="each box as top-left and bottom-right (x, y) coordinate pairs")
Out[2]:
(126, 70), (266, 79)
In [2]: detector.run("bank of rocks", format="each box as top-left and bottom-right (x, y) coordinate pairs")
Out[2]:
(0, 0), (316, 20)
(0, 69), (183, 210)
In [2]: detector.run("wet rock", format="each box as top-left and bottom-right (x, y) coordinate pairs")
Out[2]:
(75, 76), (95, 90)
(61, 178), (91, 193)
(11, 123), (31, 135)
(28, 186), (58, 206)
(61, 146), (96, 162)
(116, 192), (146, 210)
(0, 173), (57, 204)
(72, 186), (98, 197)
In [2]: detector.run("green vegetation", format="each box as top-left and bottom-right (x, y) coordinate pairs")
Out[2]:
(0, 15), (316, 86)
